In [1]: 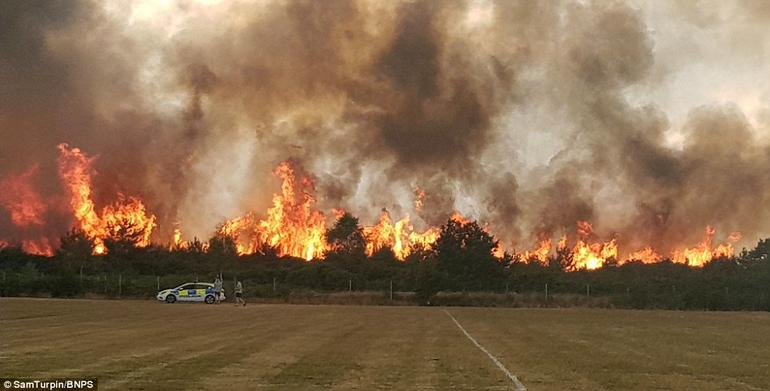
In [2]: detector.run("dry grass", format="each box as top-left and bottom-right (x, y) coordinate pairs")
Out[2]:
(1, 298), (768, 390)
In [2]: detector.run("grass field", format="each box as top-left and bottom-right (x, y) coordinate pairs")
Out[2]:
(1, 298), (769, 390)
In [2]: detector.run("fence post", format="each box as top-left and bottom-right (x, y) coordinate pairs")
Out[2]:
(545, 283), (548, 301)
(586, 284), (590, 298)
(505, 282), (509, 295)
(79, 265), (83, 285)
(273, 277), (277, 293)
(156, 276), (160, 291)
(118, 273), (122, 297)
(389, 280), (393, 301)
(104, 274), (107, 294)
(348, 279), (352, 292)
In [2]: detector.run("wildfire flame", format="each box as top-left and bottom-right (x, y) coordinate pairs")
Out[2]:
(0, 165), (47, 227)
(171, 227), (183, 250)
(101, 196), (155, 248)
(518, 223), (740, 269)
(0, 164), (53, 255)
(220, 165), (443, 261)
(414, 186), (426, 211)
(672, 226), (741, 266)
(21, 238), (54, 256)
(570, 221), (618, 270)
(450, 212), (471, 225)
(0, 145), (748, 269)
(557, 235), (568, 251)
(57, 144), (156, 254)
(362, 210), (439, 259)
(524, 238), (552, 264)
(219, 161), (327, 261)
(573, 238), (618, 270)
(626, 246), (662, 263)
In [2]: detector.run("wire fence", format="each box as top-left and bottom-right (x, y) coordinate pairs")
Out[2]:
(1, 270), (766, 310)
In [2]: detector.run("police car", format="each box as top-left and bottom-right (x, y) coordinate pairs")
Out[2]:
(157, 282), (222, 304)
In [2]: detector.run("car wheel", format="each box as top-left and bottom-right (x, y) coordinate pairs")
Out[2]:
(165, 295), (177, 304)
(204, 295), (215, 304)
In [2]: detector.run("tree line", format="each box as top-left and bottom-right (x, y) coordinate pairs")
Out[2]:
(1, 212), (769, 310)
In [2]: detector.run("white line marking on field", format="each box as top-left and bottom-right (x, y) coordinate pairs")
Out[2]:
(445, 310), (527, 391)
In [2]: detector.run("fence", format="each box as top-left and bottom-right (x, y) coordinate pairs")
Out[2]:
(1, 270), (766, 311)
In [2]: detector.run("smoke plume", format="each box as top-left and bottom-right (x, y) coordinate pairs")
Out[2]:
(1, 0), (769, 257)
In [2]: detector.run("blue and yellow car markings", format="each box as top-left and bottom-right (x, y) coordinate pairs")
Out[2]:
(178, 289), (209, 297)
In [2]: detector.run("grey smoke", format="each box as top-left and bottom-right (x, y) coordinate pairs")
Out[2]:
(0, 0), (768, 256)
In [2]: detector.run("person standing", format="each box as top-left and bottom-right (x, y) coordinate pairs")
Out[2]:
(234, 280), (246, 306)
(214, 276), (223, 304)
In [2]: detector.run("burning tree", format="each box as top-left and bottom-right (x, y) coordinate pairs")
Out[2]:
(208, 233), (238, 258)
(0, 143), (752, 276)
(325, 212), (366, 257)
(57, 144), (156, 255)
(102, 210), (154, 256)
(57, 228), (92, 260)
(218, 160), (327, 261)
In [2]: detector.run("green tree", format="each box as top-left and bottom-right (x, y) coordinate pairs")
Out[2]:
(432, 217), (505, 291)
(744, 238), (770, 264)
(414, 264), (445, 305)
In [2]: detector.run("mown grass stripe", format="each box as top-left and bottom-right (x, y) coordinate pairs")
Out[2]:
(445, 310), (526, 391)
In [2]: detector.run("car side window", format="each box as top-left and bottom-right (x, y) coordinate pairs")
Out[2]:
(195, 284), (210, 290)
(177, 284), (193, 290)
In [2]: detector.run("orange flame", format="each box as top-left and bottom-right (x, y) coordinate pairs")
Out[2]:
(57, 144), (156, 254)
(573, 238), (617, 270)
(414, 186), (426, 211)
(450, 211), (471, 225)
(170, 227), (183, 250)
(518, 224), (741, 269)
(57, 144), (105, 253)
(554, 221), (616, 270)
(625, 246), (662, 263)
(557, 235), (568, 251)
(0, 165), (47, 227)
(219, 161), (326, 261)
(101, 195), (156, 247)
(524, 238), (552, 264)
(363, 210), (402, 257)
(671, 226), (740, 266)
(408, 227), (440, 254)
(530, 222), (618, 270)
(362, 210), (439, 260)
(169, 227), (203, 251)
(10, 147), (747, 268)
(21, 238), (54, 256)
(0, 165), (53, 255)
(331, 208), (347, 220)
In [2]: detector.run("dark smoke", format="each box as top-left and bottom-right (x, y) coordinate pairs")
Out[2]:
(0, 0), (769, 256)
